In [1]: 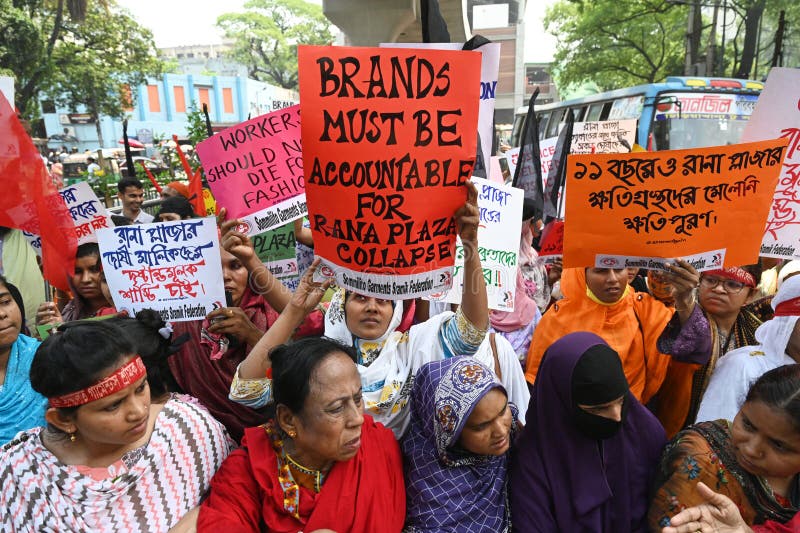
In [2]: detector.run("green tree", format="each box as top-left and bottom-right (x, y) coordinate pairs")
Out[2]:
(544, 0), (687, 91)
(45, 3), (164, 146)
(217, 0), (333, 90)
(0, 0), (163, 137)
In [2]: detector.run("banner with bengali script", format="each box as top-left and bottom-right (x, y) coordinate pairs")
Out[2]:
(538, 219), (564, 263)
(58, 181), (112, 245)
(507, 119), (636, 218)
(299, 45), (481, 299)
(251, 222), (299, 285)
(563, 139), (787, 270)
(97, 218), (225, 322)
(740, 68), (800, 259)
(428, 177), (522, 311)
(196, 105), (306, 235)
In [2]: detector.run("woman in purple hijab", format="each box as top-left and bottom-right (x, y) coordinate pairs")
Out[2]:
(402, 356), (518, 532)
(509, 331), (667, 532)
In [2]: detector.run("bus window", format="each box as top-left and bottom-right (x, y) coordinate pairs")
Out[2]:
(510, 114), (525, 147)
(598, 102), (613, 121)
(574, 106), (588, 122)
(585, 104), (603, 122)
(546, 109), (564, 138)
(537, 112), (550, 136)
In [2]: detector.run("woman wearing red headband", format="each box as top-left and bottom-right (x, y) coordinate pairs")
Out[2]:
(654, 264), (764, 436)
(0, 321), (232, 532)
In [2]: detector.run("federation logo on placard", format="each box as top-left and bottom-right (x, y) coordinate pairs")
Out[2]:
(711, 253), (722, 267)
(235, 221), (251, 234)
(320, 265), (335, 278)
(600, 257), (620, 267)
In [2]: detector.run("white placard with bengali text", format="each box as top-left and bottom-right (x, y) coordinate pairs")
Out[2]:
(427, 177), (522, 311)
(740, 68), (800, 259)
(97, 218), (225, 322)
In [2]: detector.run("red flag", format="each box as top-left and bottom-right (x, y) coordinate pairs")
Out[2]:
(0, 93), (76, 290)
(138, 160), (163, 193)
(172, 135), (205, 216)
(188, 168), (205, 216)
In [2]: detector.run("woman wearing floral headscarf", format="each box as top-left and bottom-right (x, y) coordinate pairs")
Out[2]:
(402, 357), (517, 532)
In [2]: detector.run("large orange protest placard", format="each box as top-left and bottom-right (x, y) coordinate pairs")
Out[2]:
(299, 45), (481, 298)
(563, 139), (787, 270)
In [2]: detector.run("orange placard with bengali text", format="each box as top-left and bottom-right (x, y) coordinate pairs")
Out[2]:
(299, 45), (481, 299)
(563, 139), (788, 269)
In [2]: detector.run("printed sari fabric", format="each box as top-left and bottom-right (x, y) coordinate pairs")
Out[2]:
(198, 414), (405, 533)
(648, 420), (799, 530)
(0, 396), (233, 532)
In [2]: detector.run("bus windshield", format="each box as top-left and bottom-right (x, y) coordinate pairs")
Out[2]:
(648, 91), (758, 150)
(652, 117), (750, 150)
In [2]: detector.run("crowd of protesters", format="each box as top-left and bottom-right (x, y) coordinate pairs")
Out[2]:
(1, 166), (800, 533)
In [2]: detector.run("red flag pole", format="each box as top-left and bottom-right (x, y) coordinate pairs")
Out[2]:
(138, 160), (162, 193)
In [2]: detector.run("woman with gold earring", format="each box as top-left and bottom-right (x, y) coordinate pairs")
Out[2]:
(199, 337), (406, 532)
(0, 321), (233, 532)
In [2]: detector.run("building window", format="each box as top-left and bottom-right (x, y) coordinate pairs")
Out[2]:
(222, 87), (234, 114)
(147, 85), (160, 113)
(174, 86), (186, 113)
(198, 87), (211, 113)
(41, 100), (56, 113)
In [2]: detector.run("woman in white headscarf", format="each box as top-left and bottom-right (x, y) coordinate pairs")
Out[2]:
(695, 275), (800, 423)
(229, 182), (489, 437)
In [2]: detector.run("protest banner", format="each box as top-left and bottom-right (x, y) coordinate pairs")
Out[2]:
(538, 219), (564, 263)
(739, 68), (800, 259)
(380, 42), (500, 176)
(507, 120), (636, 179)
(563, 139), (787, 270)
(22, 230), (41, 257)
(97, 218), (225, 322)
(195, 105), (306, 235)
(58, 181), (112, 245)
(299, 45), (481, 299)
(489, 156), (504, 184)
(251, 222), (299, 286)
(508, 120), (636, 218)
(428, 177), (522, 310)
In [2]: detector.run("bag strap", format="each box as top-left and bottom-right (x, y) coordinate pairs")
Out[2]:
(489, 332), (502, 381)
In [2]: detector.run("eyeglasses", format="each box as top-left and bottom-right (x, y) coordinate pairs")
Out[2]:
(699, 276), (747, 294)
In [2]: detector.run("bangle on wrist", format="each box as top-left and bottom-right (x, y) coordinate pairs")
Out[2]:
(675, 297), (695, 313)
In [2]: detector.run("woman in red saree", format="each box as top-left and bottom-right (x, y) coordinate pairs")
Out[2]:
(198, 337), (405, 532)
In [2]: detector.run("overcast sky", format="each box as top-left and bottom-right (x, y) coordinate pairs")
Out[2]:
(116, 0), (557, 62)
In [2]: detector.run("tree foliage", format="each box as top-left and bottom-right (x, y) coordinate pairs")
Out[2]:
(0, 0), (163, 140)
(217, 0), (333, 90)
(46, 3), (164, 145)
(544, 0), (686, 91)
(544, 0), (800, 92)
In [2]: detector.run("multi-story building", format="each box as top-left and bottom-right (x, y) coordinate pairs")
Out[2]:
(158, 43), (247, 78)
(42, 73), (298, 152)
(322, 0), (527, 126)
(525, 62), (558, 105)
